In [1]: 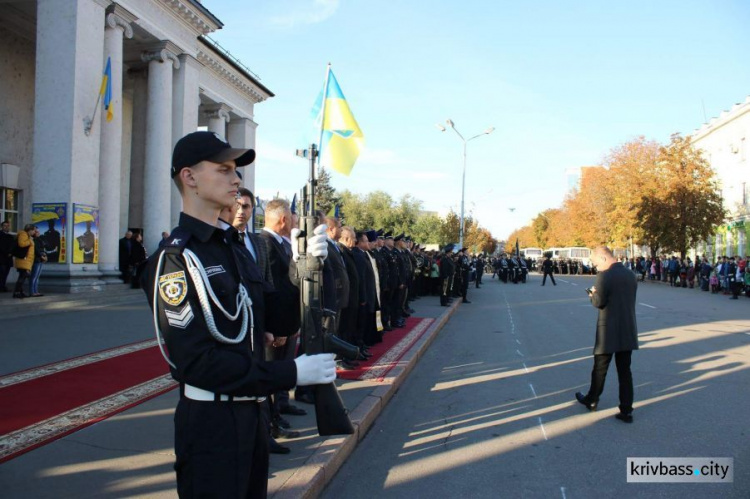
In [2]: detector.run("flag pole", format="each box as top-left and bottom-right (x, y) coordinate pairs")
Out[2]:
(316, 63), (332, 169)
(84, 91), (103, 136)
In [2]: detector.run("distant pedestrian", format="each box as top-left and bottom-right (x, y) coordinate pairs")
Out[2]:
(29, 226), (47, 297)
(541, 254), (556, 286)
(129, 232), (147, 289)
(0, 220), (13, 292)
(575, 246), (638, 423)
(13, 224), (36, 299)
(118, 230), (133, 283)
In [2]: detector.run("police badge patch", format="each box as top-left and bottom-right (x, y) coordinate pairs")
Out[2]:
(158, 271), (189, 306)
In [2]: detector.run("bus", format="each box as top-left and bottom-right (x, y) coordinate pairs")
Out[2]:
(557, 247), (592, 267)
(521, 247), (543, 260)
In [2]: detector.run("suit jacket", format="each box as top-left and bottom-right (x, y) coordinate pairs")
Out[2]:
(352, 247), (376, 312)
(339, 244), (359, 312)
(260, 230), (300, 337)
(590, 262), (638, 354)
(118, 237), (131, 270)
(327, 239), (350, 311)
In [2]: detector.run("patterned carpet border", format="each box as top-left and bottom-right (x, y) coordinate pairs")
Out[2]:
(359, 318), (434, 382)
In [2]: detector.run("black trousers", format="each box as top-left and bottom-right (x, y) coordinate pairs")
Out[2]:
(586, 351), (634, 414)
(542, 271), (556, 285)
(0, 263), (11, 290)
(174, 398), (269, 498)
(265, 336), (296, 415)
(14, 269), (29, 294)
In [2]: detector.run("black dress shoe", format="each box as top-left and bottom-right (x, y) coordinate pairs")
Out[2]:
(273, 416), (291, 429)
(384, 325), (393, 332)
(279, 404), (307, 416)
(272, 426), (300, 439)
(338, 360), (360, 371)
(295, 392), (315, 405)
(575, 392), (597, 411)
(269, 438), (291, 454)
(462, 299), (471, 304)
(615, 412), (633, 423)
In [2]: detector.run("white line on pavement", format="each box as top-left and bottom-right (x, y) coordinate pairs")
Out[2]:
(558, 279), (569, 283)
(523, 362), (529, 374)
(516, 349), (523, 357)
(529, 383), (537, 398)
(515, 339), (521, 345)
(561, 486), (567, 499)
(570, 282), (578, 286)
(538, 417), (548, 441)
(639, 302), (657, 309)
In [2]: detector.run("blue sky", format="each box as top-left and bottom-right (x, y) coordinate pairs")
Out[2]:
(206, 0), (750, 240)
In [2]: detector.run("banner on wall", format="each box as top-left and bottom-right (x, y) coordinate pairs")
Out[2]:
(31, 203), (67, 263)
(72, 204), (99, 264)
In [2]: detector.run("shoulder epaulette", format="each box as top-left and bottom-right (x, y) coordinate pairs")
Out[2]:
(162, 227), (192, 256)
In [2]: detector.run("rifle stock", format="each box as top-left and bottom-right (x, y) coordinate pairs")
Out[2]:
(297, 144), (356, 436)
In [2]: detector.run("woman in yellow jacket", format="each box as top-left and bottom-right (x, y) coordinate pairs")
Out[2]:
(13, 224), (35, 298)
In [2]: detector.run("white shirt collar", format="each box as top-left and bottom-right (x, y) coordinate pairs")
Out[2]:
(262, 227), (283, 244)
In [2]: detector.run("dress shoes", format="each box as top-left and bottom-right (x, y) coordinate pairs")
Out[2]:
(337, 359), (360, 371)
(279, 404), (307, 416)
(273, 415), (291, 429)
(269, 438), (291, 454)
(575, 392), (597, 411)
(462, 299), (471, 304)
(615, 412), (633, 423)
(384, 325), (393, 332)
(295, 392), (315, 405)
(272, 426), (300, 439)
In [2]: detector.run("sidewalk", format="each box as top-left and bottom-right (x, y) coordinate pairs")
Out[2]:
(0, 293), (461, 498)
(0, 285), (144, 320)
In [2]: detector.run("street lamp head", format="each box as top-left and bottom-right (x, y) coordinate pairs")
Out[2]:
(484, 126), (495, 135)
(435, 123), (446, 132)
(446, 119), (455, 128)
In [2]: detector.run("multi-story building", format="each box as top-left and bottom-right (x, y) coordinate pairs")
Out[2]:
(690, 96), (750, 259)
(0, 0), (272, 290)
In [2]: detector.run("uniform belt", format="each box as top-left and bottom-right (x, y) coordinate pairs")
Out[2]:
(183, 384), (266, 403)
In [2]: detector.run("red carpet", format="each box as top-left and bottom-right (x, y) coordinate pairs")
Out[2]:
(0, 340), (175, 463)
(336, 317), (434, 381)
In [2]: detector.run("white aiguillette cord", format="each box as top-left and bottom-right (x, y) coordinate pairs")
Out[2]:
(152, 248), (254, 369)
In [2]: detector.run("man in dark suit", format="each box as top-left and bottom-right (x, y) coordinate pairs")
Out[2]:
(576, 246), (638, 423)
(118, 230), (133, 283)
(324, 216), (350, 334)
(338, 227), (368, 359)
(352, 230), (377, 349)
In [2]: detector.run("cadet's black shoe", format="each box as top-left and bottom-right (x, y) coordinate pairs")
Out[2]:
(462, 299), (471, 304)
(272, 426), (300, 439)
(575, 392), (597, 411)
(280, 404), (307, 416)
(274, 416), (291, 429)
(294, 391), (315, 405)
(269, 438), (291, 454)
(384, 325), (393, 332)
(615, 412), (633, 423)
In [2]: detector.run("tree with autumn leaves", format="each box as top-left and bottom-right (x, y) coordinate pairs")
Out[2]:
(513, 134), (725, 258)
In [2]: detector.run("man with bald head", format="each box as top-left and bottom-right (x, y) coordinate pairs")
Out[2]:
(575, 246), (639, 423)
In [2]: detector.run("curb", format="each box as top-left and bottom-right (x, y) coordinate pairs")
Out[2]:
(272, 299), (462, 499)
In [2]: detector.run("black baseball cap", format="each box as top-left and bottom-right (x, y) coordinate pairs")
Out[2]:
(171, 131), (256, 178)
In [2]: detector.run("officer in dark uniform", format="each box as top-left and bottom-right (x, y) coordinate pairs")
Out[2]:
(144, 131), (335, 498)
(383, 232), (401, 328)
(541, 254), (556, 286)
(439, 245), (455, 306)
(457, 248), (471, 303)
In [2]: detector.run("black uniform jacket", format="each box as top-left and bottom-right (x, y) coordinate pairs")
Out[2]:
(590, 262), (639, 355)
(143, 213), (296, 397)
(327, 239), (350, 311)
(260, 230), (300, 337)
(339, 244), (359, 309)
(352, 247), (376, 312)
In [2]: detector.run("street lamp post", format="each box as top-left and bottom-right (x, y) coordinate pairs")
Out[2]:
(436, 120), (494, 248)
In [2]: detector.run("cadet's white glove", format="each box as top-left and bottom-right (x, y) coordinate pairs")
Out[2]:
(290, 224), (329, 262)
(294, 353), (337, 386)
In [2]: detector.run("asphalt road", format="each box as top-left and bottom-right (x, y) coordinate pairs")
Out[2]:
(324, 273), (750, 499)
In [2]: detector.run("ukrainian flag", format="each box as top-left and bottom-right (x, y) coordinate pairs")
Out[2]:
(100, 57), (113, 122)
(312, 67), (364, 176)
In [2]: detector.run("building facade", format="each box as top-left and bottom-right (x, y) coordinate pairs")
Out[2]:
(0, 0), (272, 290)
(690, 96), (750, 259)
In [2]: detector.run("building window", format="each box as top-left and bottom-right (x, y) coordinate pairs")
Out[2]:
(1, 187), (20, 233)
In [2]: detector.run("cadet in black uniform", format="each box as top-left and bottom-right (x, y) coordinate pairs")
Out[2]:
(541, 254), (556, 286)
(144, 131), (335, 498)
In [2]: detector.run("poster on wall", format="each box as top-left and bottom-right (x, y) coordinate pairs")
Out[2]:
(72, 204), (99, 264)
(31, 203), (67, 263)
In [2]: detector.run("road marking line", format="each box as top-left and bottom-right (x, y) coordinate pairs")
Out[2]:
(538, 417), (548, 441)
(570, 282), (578, 286)
(523, 362), (529, 374)
(561, 487), (567, 499)
(516, 349), (523, 357)
(515, 339), (521, 345)
(639, 302), (656, 309)
(529, 383), (537, 398)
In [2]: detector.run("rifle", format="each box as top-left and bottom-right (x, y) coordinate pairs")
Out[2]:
(295, 143), (359, 436)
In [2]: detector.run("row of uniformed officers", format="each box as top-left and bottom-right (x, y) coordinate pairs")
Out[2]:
(143, 131), (438, 497)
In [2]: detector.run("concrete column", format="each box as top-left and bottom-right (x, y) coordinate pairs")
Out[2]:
(171, 54), (202, 228)
(203, 103), (232, 138)
(128, 68), (148, 229)
(227, 117), (258, 193)
(142, 42), (180, 254)
(98, 4), (136, 280)
(32, 0), (107, 289)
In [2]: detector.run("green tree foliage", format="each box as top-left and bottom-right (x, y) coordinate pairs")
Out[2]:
(315, 165), (339, 216)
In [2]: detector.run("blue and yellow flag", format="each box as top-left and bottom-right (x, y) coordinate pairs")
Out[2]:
(100, 57), (113, 122)
(312, 67), (364, 176)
